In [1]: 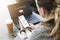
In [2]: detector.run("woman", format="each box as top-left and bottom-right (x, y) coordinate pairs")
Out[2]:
(27, 0), (57, 40)
(19, 0), (57, 40)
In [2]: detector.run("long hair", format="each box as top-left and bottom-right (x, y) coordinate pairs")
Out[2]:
(42, 6), (60, 40)
(49, 0), (60, 40)
(49, 3), (60, 40)
(39, 0), (60, 39)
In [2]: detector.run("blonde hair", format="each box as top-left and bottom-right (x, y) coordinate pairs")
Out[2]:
(48, 0), (60, 38)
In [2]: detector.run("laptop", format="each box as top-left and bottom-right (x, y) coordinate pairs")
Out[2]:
(17, 5), (40, 24)
(8, 3), (40, 30)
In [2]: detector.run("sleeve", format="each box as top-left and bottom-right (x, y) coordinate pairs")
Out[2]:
(27, 25), (47, 40)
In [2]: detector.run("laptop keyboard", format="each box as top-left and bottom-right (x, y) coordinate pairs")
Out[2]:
(25, 13), (40, 24)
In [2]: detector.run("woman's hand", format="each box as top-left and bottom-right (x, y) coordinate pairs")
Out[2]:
(27, 23), (35, 31)
(19, 19), (35, 31)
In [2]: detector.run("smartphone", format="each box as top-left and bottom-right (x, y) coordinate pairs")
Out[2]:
(18, 15), (29, 28)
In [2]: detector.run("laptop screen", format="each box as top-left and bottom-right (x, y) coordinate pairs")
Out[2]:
(16, 5), (32, 16)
